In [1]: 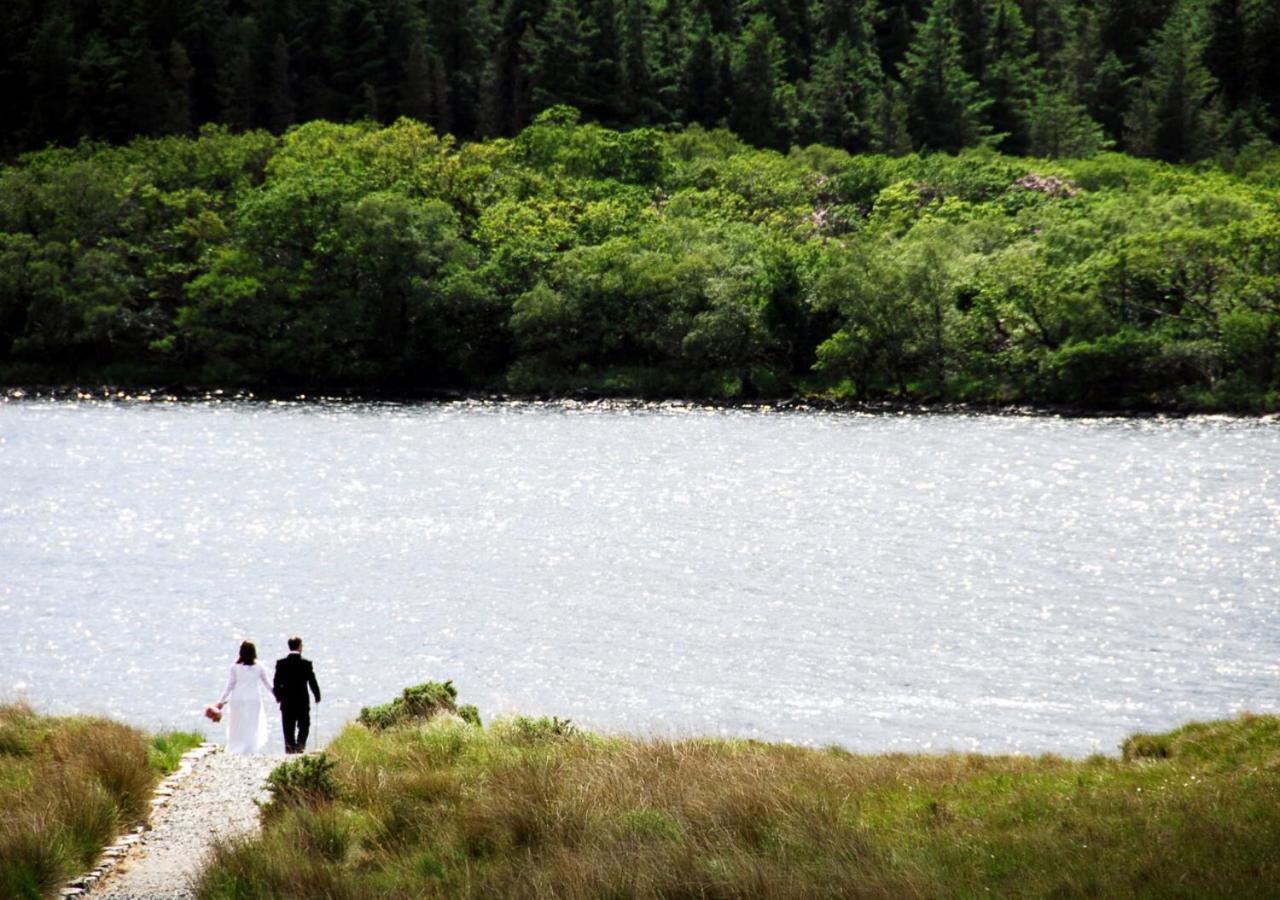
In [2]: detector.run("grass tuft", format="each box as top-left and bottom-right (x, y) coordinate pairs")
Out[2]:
(147, 731), (203, 775)
(0, 703), (162, 899)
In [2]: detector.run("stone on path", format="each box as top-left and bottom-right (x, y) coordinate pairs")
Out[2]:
(91, 750), (282, 900)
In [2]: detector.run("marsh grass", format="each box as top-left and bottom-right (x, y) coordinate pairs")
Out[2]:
(193, 696), (1280, 898)
(0, 703), (201, 899)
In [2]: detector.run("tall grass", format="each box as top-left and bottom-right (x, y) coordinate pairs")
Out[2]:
(0, 703), (200, 899)
(193, 689), (1280, 898)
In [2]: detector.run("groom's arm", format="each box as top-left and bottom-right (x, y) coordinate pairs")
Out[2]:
(308, 663), (321, 704)
(272, 660), (283, 703)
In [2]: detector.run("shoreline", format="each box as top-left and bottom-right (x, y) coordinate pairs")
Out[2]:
(5, 384), (1279, 420)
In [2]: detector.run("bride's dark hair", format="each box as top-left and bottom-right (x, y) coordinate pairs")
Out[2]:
(237, 641), (257, 666)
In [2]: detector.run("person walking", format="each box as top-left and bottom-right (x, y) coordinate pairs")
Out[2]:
(215, 641), (273, 755)
(273, 636), (321, 753)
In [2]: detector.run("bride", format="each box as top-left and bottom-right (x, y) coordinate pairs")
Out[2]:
(216, 640), (274, 755)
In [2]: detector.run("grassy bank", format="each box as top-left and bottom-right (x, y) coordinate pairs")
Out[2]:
(196, 684), (1279, 898)
(0, 703), (201, 899)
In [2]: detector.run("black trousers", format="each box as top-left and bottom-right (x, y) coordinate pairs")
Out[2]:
(281, 704), (311, 753)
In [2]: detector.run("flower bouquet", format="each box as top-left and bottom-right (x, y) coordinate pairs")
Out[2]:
(204, 703), (223, 723)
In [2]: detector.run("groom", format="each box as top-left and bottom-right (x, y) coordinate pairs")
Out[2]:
(273, 636), (321, 754)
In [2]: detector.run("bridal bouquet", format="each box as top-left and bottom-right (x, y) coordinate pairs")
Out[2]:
(204, 704), (223, 723)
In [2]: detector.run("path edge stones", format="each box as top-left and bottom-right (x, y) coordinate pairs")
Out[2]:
(60, 742), (221, 898)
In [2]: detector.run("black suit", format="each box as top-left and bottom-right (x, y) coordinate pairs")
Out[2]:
(273, 653), (321, 753)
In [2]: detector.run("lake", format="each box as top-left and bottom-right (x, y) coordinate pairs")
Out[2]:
(1, 400), (1277, 755)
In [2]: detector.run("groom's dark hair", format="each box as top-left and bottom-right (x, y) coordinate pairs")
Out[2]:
(288, 636), (302, 651)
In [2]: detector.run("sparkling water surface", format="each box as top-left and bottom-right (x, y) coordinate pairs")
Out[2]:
(2, 400), (1277, 756)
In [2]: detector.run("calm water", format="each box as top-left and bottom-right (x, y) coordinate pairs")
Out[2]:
(1, 400), (1277, 756)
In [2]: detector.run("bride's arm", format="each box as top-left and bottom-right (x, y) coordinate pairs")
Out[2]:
(257, 664), (273, 695)
(217, 665), (236, 706)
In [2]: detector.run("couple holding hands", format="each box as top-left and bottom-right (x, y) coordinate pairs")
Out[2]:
(212, 636), (321, 755)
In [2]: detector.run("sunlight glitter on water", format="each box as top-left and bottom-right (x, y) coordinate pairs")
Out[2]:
(1, 401), (1278, 756)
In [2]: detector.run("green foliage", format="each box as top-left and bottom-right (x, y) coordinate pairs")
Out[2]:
(147, 732), (203, 776)
(899, 0), (994, 152)
(265, 753), (342, 810)
(0, 704), (161, 899)
(193, 711), (1280, 898)
(0, 115), (1278, 411)
(357, 681), (461, 731)
(3, 0), (1280, 163)
(499, 716), (582, 744)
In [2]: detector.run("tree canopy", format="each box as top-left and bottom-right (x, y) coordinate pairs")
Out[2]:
(2, 0), (1278, 162)
(2, 113), (1278, 410)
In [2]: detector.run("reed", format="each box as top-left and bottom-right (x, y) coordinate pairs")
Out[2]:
(192, 687), (1280, 899)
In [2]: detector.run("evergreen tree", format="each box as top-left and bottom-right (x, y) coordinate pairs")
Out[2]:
(529, 0), (591, 115)
(1124, 0), (1222, 160)
(799, 24), (884, 152)
(266, 34), (294, 132)
(873, 78), (914, 154)
(214, 16), (258, 130)
(583, 0), (626, 124)
(981, 0), (1041, 153)
(649, 0), (690, 120)
(681, 12), (726, 127)
(731, 14), (787, 149)
(899, 0), (993, 151)
(402, 37), (437, 124)
(620, 0), (660, 123)
(1027, 86), (1109, 156)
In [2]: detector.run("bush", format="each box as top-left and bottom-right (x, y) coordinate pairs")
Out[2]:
(357, 681), (461, 731)
(499, 716), (581, 744)
(265, 753), (341, 810)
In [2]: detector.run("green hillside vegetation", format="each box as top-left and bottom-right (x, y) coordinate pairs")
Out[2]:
(194, 685), (1280, 898)
(0, 703), (201, 900)
(2, 112), (1278, 409)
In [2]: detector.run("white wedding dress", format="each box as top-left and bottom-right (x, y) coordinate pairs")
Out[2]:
(218, 662), (273, 755)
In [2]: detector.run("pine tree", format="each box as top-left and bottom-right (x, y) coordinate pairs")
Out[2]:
(731, 14), (787, 148)
(215, 17), (257, 131)
(402, 37), (437, 124)
(266, 34), (295, 132)
(800, 28), (884, 152)
(681, 11), (725, 127)
(982, 0), (1041, 153)
(529, 0), (591, 115)
(873, 78), (914, 154)
(620, 0), (659, 122)
(899, 0), (993, 151)
(1027, 86), (1109, 156)
(583, 0), (626, 124)
(161, 41), (194, 135)
(1124, 0), (1222, 160)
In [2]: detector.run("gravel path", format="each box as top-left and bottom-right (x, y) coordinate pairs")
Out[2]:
(91, 749), (282, 900)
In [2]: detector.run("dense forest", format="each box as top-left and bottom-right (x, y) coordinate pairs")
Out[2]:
(3, 0), (1279, 163)
(2, 113), (1277, 408)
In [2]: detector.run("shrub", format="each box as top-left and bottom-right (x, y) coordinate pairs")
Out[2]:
(265, 753), (341, 810)
(500, 716), (581, 744)
(357, 681), (460, 731)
